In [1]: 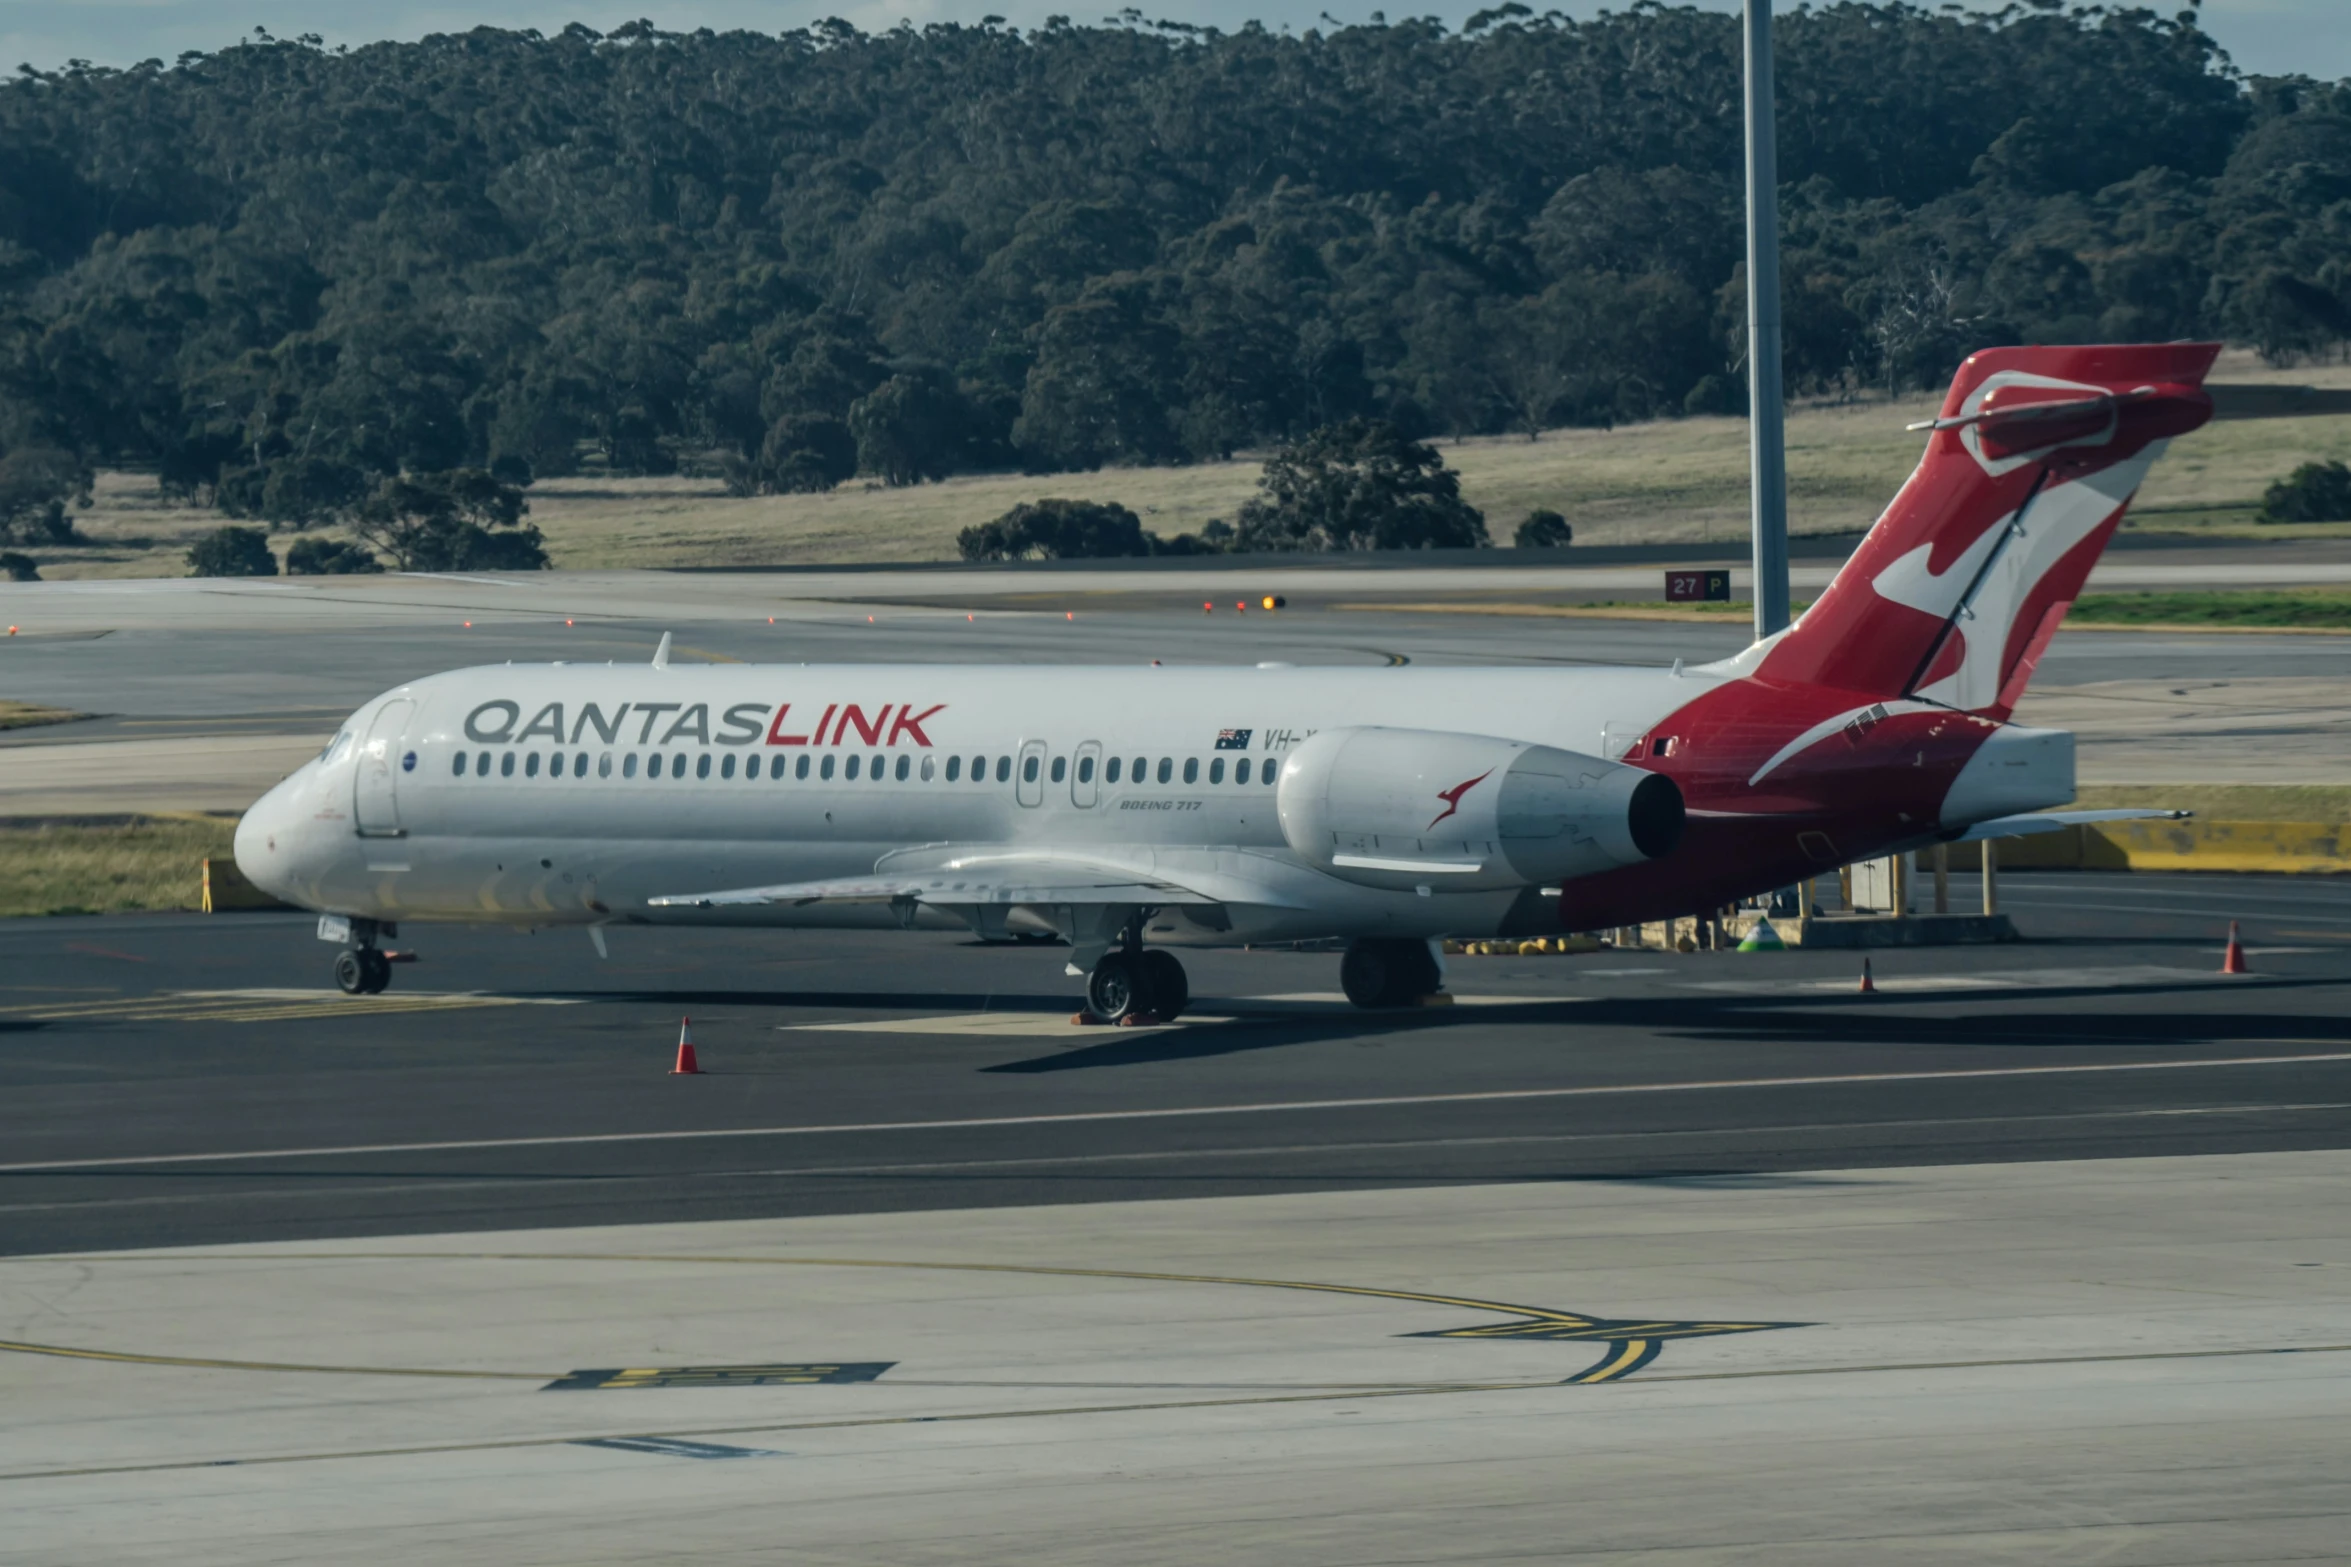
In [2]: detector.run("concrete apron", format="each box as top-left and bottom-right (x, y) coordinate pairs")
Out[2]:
(3, 1151), (2348, 1565)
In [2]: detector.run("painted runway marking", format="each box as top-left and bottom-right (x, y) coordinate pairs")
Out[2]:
(4, 1044), (2345, 1174)
(573, 1436), (782, 1460)
(782, 995), (1576, 1035)
(0, 1336), (545, 1381)
(0, 989), (583, 1025)
(0, 1254), (1790, 1392)
(786, 1012), (1224, 1037)
(11, 1102), (2348, 1220)
(547, 1363), (894, 1390)
(1683, 965), (2258, 995)
(1243, 992), (1583, 1006)
(8, 1340), (2348, 1485)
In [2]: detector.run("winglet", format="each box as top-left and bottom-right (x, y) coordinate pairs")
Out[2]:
(651, 632), (672, 670)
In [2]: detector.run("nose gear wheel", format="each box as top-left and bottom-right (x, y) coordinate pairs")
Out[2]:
(334, 948), (392, 995)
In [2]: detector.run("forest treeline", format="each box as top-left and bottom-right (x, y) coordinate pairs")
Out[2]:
(2, 2), (2348, 549)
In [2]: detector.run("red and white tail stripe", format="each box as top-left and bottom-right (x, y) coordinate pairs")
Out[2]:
(1759, 343), (2219, 718)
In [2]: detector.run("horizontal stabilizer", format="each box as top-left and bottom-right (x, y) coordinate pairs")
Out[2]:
(1949, 808), (2189, 844)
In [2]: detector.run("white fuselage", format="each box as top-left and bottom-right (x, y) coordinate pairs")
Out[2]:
(234, 660), (1709, 945)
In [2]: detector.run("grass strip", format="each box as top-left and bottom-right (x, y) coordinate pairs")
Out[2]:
(1351, 589), (2351, 632)
(2063, 589), (2351, 629)
(2068, 784), (2351, 823)
(0, 817), (238, 918)
(0, 702), (89, 731)
(1336, 599), (1797, 622)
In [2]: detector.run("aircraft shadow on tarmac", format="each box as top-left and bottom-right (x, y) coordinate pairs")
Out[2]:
(977, 978), (2347, 1073)
(596, 988), (1083, 1013)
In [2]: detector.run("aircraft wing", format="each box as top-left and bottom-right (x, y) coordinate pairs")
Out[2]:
(1949, 808), (2188, 844)
(648, 850), (1230, 910)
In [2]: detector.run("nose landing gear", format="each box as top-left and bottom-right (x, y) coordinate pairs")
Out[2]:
(334, 946), (392, 996)
(324, 915), (397, 996)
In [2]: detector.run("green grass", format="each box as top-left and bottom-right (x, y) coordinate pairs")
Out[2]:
(0, 817), (238, 918)
(2064, 588), (2351, 628)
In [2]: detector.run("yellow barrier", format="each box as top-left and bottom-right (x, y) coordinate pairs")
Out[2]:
(1944, 820), (2349, 875)
(202, 857), (294, 912)
(1442, 936), (1605, 956)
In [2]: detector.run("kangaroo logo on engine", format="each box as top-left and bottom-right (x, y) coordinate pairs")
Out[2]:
(1427, 769), (1493, 829)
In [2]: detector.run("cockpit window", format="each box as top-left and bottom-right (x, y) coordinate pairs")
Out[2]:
(320, 731), (356, 765)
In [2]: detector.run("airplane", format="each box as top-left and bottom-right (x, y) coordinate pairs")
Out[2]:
(235, 343), (2217, 1017)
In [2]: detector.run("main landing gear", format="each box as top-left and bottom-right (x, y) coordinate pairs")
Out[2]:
(1340, 937), (1443, 1009)
(329, 916), (396, 996)
(1084, 917), (1189, 1024)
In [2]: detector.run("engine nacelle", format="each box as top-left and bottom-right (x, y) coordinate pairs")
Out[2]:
(1275, 727), (1684, 892)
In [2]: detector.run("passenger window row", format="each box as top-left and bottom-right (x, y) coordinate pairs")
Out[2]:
(445, 749), (1282, 787)
(449, 748), (997, 783)
(1106, 754), (1275, 786)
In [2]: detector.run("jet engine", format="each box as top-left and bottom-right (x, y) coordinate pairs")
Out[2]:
(1274, 726), (1684, 892)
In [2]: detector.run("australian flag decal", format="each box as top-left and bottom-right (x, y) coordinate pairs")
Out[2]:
(1215, 728), (1252, 750)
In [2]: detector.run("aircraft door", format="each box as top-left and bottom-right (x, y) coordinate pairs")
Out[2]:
(1015, 739), (1048, 808)
(1071, 741), (1102, 808)
(353, 699), (415, 837)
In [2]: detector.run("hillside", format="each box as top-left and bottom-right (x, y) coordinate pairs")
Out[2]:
(41, 352), (2351, 576)
(5, 3), (2349, 578)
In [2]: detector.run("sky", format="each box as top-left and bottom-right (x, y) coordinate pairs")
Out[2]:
(0, 0), (2340, 82)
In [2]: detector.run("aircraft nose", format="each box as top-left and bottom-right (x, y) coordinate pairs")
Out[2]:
(234, 775), (304, 900)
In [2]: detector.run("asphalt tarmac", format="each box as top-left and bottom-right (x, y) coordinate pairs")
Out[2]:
(3, 871), (2343, 1257)
(8, 598), (2351, 721)
(8, 546), (2351, 720)
(3, 560), (2347, 1561)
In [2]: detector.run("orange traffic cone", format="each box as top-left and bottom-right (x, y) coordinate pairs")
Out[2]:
(1857, 957), (1876, 994)
(2222, 922), (2250, 976)
(671, 1016), (702, 1074)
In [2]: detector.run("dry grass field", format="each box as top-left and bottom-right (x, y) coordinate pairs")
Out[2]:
(0, 703), (84, 731)
(2068, 783), (2351, 821)
(0, 816), (236, 918)
(28, 349), (2351, 580)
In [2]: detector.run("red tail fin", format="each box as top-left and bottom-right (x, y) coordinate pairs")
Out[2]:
(1760, 344), (2218, 718)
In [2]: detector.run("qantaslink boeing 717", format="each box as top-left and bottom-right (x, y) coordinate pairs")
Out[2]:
(235, 344), (2217, 1017)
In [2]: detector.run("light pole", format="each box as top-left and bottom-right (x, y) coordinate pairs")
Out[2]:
(1745, 0), (1790, 640)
